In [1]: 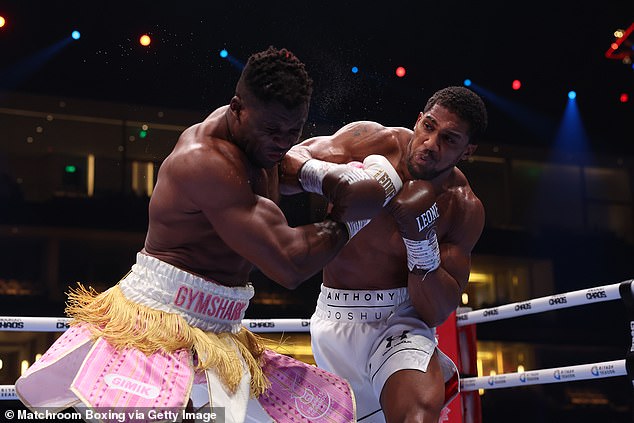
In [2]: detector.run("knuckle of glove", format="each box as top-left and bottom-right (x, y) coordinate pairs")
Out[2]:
(329, 188), (384, 221)
(327, 170), (386, 222)
(391, 181), (439, 240)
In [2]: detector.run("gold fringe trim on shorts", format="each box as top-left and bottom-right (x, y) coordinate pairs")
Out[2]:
(65, 283), (270, 397)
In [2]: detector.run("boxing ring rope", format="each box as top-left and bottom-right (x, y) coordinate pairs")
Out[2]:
(0, 279), (632, 402)
(455, 280), (628, 326)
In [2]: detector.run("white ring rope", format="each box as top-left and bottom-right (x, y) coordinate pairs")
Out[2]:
(0, 279), (631, 400)
(459, 359), (626, 392)
(1, 280), (631, 332)
(456, 280), (632, 327)
(0, 360), (627, 400)
(1, 385), (19, 401)
(0, 317), (311, 333)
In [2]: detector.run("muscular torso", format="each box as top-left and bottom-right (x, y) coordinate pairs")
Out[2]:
(143, 108), (276, 286)
(286, 122), (480, 291)
(324, 175), (471, 290)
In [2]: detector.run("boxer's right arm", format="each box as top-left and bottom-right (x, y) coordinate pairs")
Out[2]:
(280, 122), (403, 222)
(280, 121), (399, 193)
(185, 151), (352, 288)
(299, 154), (402, 222)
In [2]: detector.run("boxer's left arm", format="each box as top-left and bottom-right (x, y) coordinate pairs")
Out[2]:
(410, 199), (484, 327)
(390, 181), (485, 327)
(407, 246), (473, 327)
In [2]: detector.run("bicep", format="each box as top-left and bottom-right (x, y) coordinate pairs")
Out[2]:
(442, 198), (485, 288)
(178, 149), (297, 267)
(439, 242), (472, 291)
(208, 192), (298, 269)
(305, 121), (393, 162)
(206, 190), (345, 286)
(280, 121), (394, 192)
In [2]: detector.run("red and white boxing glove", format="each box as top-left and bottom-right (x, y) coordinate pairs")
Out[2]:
(299, 155), (402, 224)
(388, 180), (441, 276)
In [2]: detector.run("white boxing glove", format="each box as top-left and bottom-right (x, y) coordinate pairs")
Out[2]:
(362, 154), (403, 205)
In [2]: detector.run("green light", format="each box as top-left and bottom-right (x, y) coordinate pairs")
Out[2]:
(139, 130), (148, 139)
(64, 165), (77, 173)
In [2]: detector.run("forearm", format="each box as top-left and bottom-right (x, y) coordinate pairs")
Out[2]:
(264, 219), (348, 289)
(407, 267), (462, 327)
(279, 146), (312, 195)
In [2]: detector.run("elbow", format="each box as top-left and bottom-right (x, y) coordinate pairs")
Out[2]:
(277, 276), (303, 290)
(415, 304), (452, 328)
(426, 314), (448, 328)
(267, 267), (306, 290)
(417, 310), (442, 328)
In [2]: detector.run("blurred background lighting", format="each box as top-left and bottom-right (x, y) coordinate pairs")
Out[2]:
(139, 34), (151, 46)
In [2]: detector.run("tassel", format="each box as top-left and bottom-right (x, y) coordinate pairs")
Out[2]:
(65, 283), (270, 396)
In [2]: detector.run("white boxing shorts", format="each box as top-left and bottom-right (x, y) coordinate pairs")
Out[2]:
(310, 285), (459, 422)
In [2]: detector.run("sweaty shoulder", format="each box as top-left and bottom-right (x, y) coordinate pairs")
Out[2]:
(447, 167), (481, 206)
(334, 121), (409, 145)
(161, 122), (249, 209)
(324, 121), (412, 161)
(443, 167), (484, 245)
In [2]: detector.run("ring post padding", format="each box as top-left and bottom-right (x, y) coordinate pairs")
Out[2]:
(618, 280), (634, 389)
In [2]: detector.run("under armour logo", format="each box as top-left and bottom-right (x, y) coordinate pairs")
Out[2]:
(385, 330), (409, 348)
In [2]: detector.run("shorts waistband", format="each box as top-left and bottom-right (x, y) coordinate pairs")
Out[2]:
(314, 285), (409, 323)
(118, 253), (254, 333)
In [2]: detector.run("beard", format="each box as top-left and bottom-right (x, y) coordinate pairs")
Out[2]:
(407, 157), (460, 181)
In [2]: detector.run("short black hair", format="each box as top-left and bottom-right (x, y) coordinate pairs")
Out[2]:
(423, 86), (488, 144)
(238, 46), (313, 109)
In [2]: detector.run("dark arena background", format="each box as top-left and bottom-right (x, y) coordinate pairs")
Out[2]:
(1, 1), (633, 422)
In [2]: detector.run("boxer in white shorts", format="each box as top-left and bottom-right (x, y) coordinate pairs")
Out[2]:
(281, 86), (488, 422)
(311, 285), (459, 422)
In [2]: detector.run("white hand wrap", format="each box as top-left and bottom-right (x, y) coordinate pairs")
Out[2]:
(403, 232), (441, 275)
(298, 159), (370, 195)
(298, 159), (336, 194)
(344, 219), (371, 240)
(362, 155), (403, 205)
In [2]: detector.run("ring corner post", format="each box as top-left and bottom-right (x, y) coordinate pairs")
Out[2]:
(618, 279), (634, 419)
(437, 307), (481, 423)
